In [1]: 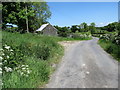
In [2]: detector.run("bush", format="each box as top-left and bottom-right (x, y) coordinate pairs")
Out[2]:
(4, 27), (18, 33)
(99, 40), (120, 61)
(71, 33), (92, 40)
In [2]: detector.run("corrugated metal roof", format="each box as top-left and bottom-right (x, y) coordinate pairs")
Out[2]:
(36, 23), (49, 31)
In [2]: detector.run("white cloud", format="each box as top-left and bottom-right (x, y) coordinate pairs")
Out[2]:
(100, 23), (104, 25)
(96, 22), (115, 27)
(96, 23), (105, 27)
(106, 22), (113, 25)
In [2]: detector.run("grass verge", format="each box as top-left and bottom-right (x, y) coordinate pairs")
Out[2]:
(98, 39), (120, 62)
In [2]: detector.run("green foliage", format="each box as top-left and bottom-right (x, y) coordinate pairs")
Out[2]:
(80, 22), (89, 32)
(99, 22), (119, 32)
(71, 32), (92, 40)
(89, 22), (96, 34)
(5, 27), (18, 33)
(106, 22), (118, 32)
(2, 44), (25, 69)
(2, 30), (93, 88)
(96, 22), (120, 61)
(2, 31), (64, 88)
(99, 30), (120, 61)
(2, 2), (51, 33)
(99, 40), (120, 61)
(71, 25), (78, 33)
(34, 44), (51, 60)
(54, 26), (70, 37)
(2, 59), (50, 88)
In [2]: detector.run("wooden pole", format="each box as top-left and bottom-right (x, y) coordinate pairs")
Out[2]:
(26, 5), (29, 33)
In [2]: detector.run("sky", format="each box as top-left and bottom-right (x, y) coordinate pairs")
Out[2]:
(46, 0), (119, 2)
(47, 2), (118, 27)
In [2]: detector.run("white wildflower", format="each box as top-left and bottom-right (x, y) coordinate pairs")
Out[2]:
(10, 49), (13, 51)
(20, 72), (24, 75)
(116, 40), (119, 44)
(1, 83), (3, 85)
(7, 56), (9, 58)
(4, 67), (12, 72)
(4, 60), (7, 63)
(0, 68), (2, 71)
(0, 57), (3, 60)
(100, 35), (102, 37)
(21, 65), (25, 67)
(27, 70), (30, 74)
(26, 75), (28, 77)
(2, 53), (5, 56)
(0, 63), (2, 65)
(0, 49), (3, 51)
(22, 68), (26, 70)
(115, 37), (117, 40)
(25, 65), (29, 67)
(5, 46), (10, 49)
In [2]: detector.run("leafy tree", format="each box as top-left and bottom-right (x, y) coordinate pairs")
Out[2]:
(2, 2), (51, 33)
(71, 25), (78, 33)
(102, 22), (118, 32)
(55, 26), (70, 37)
(89, 22), (96, 34)
(117, 22), (120, 35)
(30, 2), (51, 32)
(80, 22), (89, 32)
(77, 25), (81, 32)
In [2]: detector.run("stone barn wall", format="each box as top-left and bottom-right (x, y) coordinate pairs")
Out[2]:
(42, 24), (58, 36)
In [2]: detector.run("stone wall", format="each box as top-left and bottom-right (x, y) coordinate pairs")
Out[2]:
(42, 24), (58, 36)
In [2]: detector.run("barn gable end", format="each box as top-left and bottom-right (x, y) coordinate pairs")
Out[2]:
(36, 23), (58, 36)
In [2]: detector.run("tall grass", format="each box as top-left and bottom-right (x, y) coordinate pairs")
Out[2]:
(98, 39), (120, 61)
(2, 31), (64, 88)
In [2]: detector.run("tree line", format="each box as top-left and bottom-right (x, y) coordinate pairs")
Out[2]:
(54, 22), (120, 37)
(54, 22), (96, 37)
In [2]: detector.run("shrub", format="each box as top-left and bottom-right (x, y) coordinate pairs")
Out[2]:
(99, 36), (120, 61)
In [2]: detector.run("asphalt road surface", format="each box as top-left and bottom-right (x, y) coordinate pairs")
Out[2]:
(46, 37), (118, 88)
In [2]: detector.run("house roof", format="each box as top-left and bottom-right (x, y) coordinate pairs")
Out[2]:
(36, 23), (49, 31)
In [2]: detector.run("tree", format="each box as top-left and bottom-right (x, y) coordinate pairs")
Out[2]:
(2, 2), (51, 33)
(71, 25), (78, 33)
(118, 23), (120, 35)
(54, 26), (70, 37)
(30, 2), (51, 32)
(80, 22), (89, 32)
(89, 22), (96, 34)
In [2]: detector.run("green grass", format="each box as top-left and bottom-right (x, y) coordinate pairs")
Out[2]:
(98, 39), (120, 62)
(2, 31), (64, 88)
(2, 31), (92, 88)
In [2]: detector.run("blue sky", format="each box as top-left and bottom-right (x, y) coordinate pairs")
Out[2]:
(47, 2), (118, 27)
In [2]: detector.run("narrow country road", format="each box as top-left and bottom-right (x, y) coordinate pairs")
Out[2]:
(46, 37), (118, 88)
